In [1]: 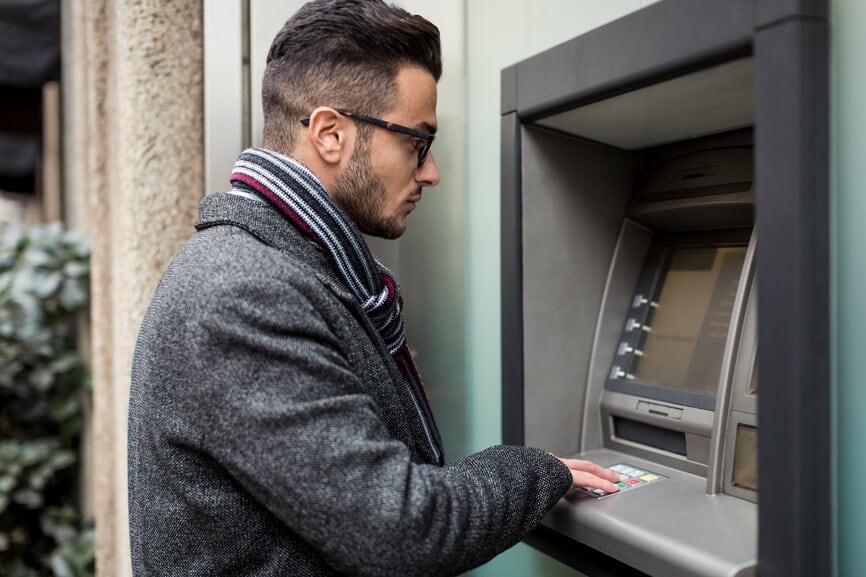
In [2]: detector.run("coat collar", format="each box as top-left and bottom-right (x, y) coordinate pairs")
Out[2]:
(195, 191), (444, 465)
(195, 192), (356, 304)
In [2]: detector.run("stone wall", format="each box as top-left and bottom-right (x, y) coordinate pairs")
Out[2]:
(62, 1), (204, 575)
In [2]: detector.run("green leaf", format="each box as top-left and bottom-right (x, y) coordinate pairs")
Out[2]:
(19, 441), (53, 466)
(49, 524), (95, 577)
(62, 261), (89, 279)
(49, 450), (76, 470)
(26, 468), (51, 491)
(50, 353), (82, 374)
(30, 369), (55, 393)
(32, 271), (63, 298)
(12, 488), (42, 508)
(42, 513), (79, 546)
(50, 554), (75, 577)
(22, 248), (54, 269)
(0, 443), (19, 462)
(0, 475), (16, 493)
(59, 280), (87, 311)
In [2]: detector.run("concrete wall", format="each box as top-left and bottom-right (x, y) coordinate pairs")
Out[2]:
(63, 1), (203, 575)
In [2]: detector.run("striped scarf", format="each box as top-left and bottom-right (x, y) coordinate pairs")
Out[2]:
(230, 148), (443, 465)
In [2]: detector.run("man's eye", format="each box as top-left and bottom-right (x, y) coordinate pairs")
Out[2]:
(410, 138), (425, 152)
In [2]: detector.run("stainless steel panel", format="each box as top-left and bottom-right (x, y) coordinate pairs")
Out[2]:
(521, 126), (635, 455)
(546, 449), (757, 577)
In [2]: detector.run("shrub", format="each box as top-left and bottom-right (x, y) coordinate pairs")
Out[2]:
(0, 222), (93, 577)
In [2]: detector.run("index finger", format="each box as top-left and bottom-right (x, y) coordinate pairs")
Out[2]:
(558, 458), (621, 484)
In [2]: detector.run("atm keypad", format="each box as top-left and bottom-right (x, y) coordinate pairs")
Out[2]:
(577, 463), (667, 499)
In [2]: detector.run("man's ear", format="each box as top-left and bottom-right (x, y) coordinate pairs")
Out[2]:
(304, 107), (352, 166)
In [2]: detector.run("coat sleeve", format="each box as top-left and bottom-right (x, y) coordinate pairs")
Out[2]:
(155, 252), (574, 577)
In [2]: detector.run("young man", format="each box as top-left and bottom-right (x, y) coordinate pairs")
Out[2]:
(127, 1), (619, 575)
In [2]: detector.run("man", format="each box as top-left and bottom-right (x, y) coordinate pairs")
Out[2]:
(128, 1), (619, 575)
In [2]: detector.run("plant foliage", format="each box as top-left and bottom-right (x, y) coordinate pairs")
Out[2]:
(0, 222), (93, 577)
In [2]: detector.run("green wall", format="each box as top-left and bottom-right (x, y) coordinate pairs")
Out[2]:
(832, 1), (866, 576)
(464, 2), (656, 575)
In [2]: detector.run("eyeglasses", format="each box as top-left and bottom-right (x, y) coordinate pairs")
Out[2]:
(300, 109), (435, 168)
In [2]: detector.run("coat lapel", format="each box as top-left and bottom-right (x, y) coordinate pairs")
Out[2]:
(196, 192), (442, 465)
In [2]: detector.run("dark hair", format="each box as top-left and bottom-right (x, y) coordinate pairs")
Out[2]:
(261, 0), (441, 154)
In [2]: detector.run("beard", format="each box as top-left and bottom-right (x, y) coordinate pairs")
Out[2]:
(331, 139), (406, 240)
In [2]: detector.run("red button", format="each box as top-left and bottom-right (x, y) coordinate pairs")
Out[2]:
(626, 479), (643, 486)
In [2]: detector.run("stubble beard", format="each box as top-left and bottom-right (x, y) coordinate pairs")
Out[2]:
(332, 140), (406, 240)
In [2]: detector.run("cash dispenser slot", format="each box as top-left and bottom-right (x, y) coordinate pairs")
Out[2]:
(612, 416), (688, 456)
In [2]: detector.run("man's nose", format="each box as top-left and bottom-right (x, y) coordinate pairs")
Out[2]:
(416, 152), (441, 187)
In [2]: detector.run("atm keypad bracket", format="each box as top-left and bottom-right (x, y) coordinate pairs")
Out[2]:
(576, 463), (668, 499)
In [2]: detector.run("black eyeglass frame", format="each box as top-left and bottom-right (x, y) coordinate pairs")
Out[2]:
(300, 108), (435, 167)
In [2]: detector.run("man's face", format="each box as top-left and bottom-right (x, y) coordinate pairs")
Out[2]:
(331, 66), (440, 239)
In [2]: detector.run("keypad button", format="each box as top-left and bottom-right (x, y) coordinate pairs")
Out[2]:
(580, 464), (667, 498)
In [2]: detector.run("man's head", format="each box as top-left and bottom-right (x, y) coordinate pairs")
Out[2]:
(262, 0), (443, 238)
(263, 0), (441, 152)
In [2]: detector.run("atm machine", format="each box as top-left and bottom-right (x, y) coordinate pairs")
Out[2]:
(500, 2), (830, 577)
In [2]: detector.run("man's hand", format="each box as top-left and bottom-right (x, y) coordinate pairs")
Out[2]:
(555, 457), (621, 493)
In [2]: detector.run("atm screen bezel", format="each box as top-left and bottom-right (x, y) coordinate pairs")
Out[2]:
(605, 228), (752, 411)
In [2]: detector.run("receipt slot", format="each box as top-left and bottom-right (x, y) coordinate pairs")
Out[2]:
(500, 2), (830, 577)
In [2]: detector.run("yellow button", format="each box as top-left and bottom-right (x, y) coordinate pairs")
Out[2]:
(640, 474), (658, 481)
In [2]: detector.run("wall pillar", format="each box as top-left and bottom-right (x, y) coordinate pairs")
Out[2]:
(67, 1), (204, 575)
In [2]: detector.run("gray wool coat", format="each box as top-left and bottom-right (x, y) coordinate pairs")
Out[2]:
(128, 192), (573, 577)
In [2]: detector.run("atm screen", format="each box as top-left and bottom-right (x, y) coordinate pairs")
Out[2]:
(631, 245), (747, 395)
(608, 236), (749, 409)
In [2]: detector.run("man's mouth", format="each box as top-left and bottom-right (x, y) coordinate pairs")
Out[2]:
(407, 190), (422, 209)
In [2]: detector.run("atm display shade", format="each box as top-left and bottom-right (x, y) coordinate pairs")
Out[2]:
(607, 233), (749, 410)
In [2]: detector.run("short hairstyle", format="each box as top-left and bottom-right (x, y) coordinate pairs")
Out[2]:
(262, 0), (441, 154)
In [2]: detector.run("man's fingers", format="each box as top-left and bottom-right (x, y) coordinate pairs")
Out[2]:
(570, 470), (620, 493)
(552, 455), (621, 491)
(558, 458), (621, 484)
